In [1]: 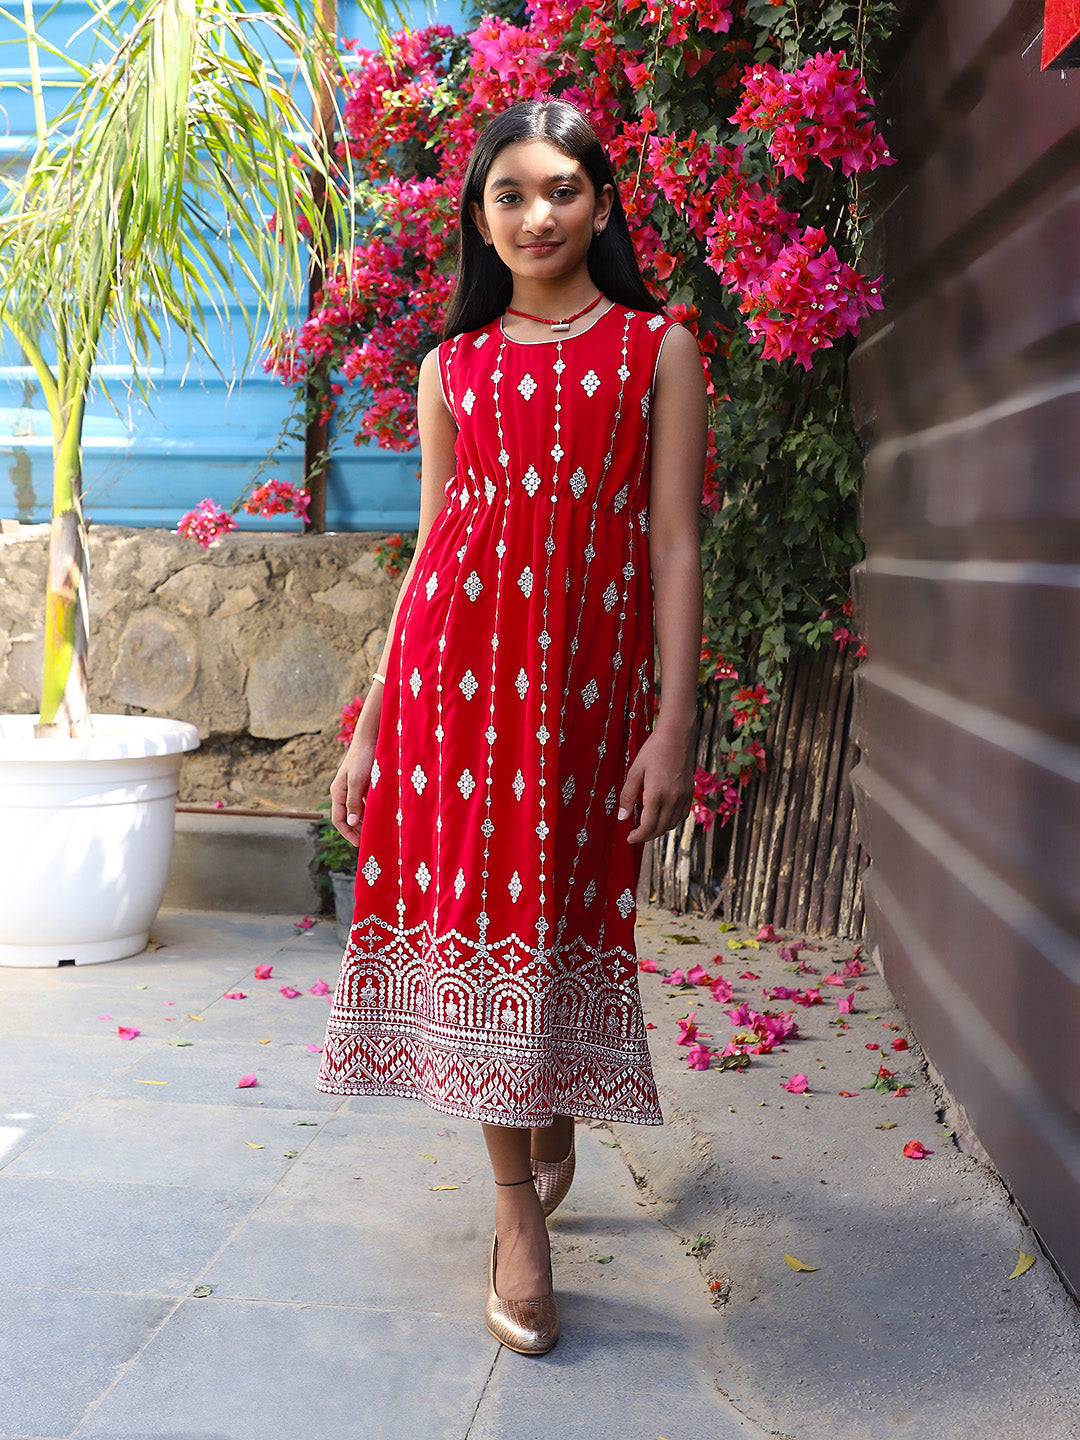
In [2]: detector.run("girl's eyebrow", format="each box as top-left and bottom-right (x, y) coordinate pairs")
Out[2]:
(487, 170), (581, 190)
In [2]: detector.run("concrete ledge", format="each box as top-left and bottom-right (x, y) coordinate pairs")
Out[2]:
(163, 812), (320, 914)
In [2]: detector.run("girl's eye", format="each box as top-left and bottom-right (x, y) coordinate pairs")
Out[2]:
(494, 192), (521, 205)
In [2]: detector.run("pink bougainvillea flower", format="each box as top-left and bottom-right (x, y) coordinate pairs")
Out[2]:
(646, 1022), (657, 1030)
(212, 799), (225, 809)
(795, 988), (823, 1007)
(662, 968), (687, 986)
(838, 1090), (859, 1097)
(891, 1037), (909, 1051)
(337, 695), (364, 747)
(725, 1003), (753, 1027)
(781, 1073), (809, 1093)
(163, 1001), (175, 1006)
(710, 952), (724, 966)
(903, 1140), (932, 1159)
(894, 1086), (911, 1097)
(836, 992), (855, 1014)
(710, 977), (734, 1004)
(254, 965), (273, 980)
(676, 1012), (700, 1045)
(822, 972), (845, 986)
(97, 1013), (113, 1020)
(639, 958), (659, 973)
(738, 971), (759, 980)
(308, 979), (331, 996)
(117, 1025), (140, 1040)
(306, 1044), (324, 1053)
(865, 1042), (880, 1050)
(224, 992), (246, 1000)
(755, 923), (781, 943)
(686, 1042), (714, 1071)
(844, 952), (865, 977)
(687, 963), (716, 986)
(279, 986), (302, 999)
(294, 916), (315, 932)
(237, 1074), (258, 1088)
(765, 985), (800, 1001)
(177, 498), (237, 548)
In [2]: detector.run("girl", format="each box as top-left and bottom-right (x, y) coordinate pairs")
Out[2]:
(319, 99), (706, 1355)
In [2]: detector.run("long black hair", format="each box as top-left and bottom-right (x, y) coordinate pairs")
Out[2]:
(442, 100), (662, 340)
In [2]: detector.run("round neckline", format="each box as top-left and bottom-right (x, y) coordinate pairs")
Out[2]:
(498, 300), (618, 347)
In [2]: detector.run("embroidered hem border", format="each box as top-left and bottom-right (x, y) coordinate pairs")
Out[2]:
(316, 1027), (664, 1129)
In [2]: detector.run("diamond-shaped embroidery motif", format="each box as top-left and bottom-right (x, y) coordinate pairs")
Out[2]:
(536, 820), (549, 840)
(613, 485), (629, 512)
(361, 856), (381, 885)
(409, 668), (422, 698)
(463, 571), (483, 601)
(435, 724), (444, 741)
(458, 769), (476, 800)
(410, 764), (427, 795)
(415, 863), (432, 893)
(562, 776), (575, 804)
(551, 443), (564, 462)
(515, 668), (529, 699)
(582, 679), (599, 709)
(474, 331), (489, 348)
(492, 369), (502, 383)
(484, 478), (496, 504)
(603, 582), (618, 611)
(457, 544), (467, 561)
(545, 537), (556, 556)
(616, 887), (635, 918)
(538, 630), (551, 650)
(512, 769), (525, 801)
(584, 543), (595, 561)
(508, 871), (523, 902)
(605, 787), (618, 814)
(537, 725), (550, 744)
(641, 393), (651, 419)
(618, 363), (630, 381)
(584, 879), (596, 907)
(581, 369), (601, 397)
(639, 508), (650, 533)
(517, 566), (533, 598)
(553, 358), (566, 374)
(569, 467), (587, 498)
(499, 448), (509, 467)
(454, 868), (466, 897)
(462, 388), (476, 415)
(485, 725), (497, 744)
(425, 572), (438, 600)
(522, 466), (542, 497)
(496, 539), (506, 558)
(370, 758), (380, 786)
(481, 819), (495, 838)
(518, 373), (538, 400)
(576, 826), (588, 847)
(623, 561), (635, 581)
(648, 314), (666, 330)
(459, 670), (479, 700)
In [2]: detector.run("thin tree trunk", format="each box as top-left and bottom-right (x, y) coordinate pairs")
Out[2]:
(790, 645), (844, 932)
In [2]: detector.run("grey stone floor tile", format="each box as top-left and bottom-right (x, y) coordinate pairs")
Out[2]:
(4, 1097), (326, 1188)
(0, 1176), (255, 1294)
(0, 983), (247, 1040)
(77, 1298), (496, 1440)
(95, 1038), (338, 1109)
(0, 1096), (78, 1170)
(0, 1288), (175, 1437)
(0, 1034), (146, 1099)
(158, 988), (337, 1045)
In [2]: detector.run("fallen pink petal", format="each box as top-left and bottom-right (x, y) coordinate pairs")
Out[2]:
(686, 1042), (714, 1071)
(254, 965), (273, 980)
(307, 1044), (324, 1053)
(755, 924), (781, 943)
(837, 992), (855, 1014)
(686, 963), (713, 986)
(710, 977), (734, 1003)
(676, 1012), (700, 1046)
(639, 958), (658, 973)
(117, 1025), (140, 1041)
(903, 1139), (932, 1159)
(237, 1074), (258, 1088)
(781, 1073), (810, 1093)
(891, 1036), (909, 1051)
(822, 973), (845, 986)
(662, 968), (687, 986)
(224, 992), (246, 1000)
(738, 970), (759, 980)
(97, 1013), (112, 1020)
(279, 986), (302, 998)
(308, 979), (331, 996)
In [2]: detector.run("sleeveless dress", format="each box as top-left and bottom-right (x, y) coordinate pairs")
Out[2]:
(317, 302), (679, 1127)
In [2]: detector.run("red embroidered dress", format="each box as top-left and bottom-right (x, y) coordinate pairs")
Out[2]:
(317, 302), (677, 1126)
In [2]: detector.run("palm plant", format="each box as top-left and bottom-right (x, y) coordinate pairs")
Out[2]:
(0, 0), (389, 736)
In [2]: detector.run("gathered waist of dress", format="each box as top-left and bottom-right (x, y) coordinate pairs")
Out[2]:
(444, 471), (649, 518)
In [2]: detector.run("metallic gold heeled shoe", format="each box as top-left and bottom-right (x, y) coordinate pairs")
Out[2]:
(531, 1131), (576, 1218)
(485, 1232), (559, 1355)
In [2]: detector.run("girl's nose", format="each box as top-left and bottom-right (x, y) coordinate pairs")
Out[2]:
(522, 200), (555, 234)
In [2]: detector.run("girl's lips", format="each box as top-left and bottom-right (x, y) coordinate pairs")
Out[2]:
(520, 241), (562, 253)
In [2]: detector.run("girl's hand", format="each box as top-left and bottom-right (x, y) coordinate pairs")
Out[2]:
(330, 694), (383, 846)
(617, 724), (697, 844)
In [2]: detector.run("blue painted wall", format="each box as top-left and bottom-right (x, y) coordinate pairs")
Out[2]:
(0, 0), (467, 534)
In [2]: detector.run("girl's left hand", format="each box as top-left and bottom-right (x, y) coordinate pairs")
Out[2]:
(617, 725), (697, 844)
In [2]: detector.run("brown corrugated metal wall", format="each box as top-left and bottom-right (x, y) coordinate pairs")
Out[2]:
(850, 0), (1080, 1292)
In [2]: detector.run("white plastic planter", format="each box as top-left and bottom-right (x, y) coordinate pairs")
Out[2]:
(0, 714), (200, 966)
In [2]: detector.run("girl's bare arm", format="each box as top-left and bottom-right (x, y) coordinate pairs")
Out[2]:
(330, 347), (459, 843)
(619, 324), (707, 844)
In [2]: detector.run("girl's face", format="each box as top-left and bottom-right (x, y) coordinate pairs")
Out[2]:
(471, 137), (613, 284)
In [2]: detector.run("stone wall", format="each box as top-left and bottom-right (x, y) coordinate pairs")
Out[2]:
(0, 522), (398, 810)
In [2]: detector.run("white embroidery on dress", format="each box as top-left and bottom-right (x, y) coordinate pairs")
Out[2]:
(613, 485), (629, 513)
(499, 448), (509, 467)
(517, 566), (533, 598)
(518, 373), (537, 401)
(485, 725), (497, 743)
(584, 543), (595, 562)
(602, 582), (618, 611)
(473, 331), (489, 347)
(508, 871), (523, 902)
(569, 466), (587, 498)
(562, 776), (575, 804)
(537, 725), (550, 744)
(462, 388), (476, 415)
(623, 561), (635, 581)
(361, 856), (380, 885)
(370, 758), (380, 786)
(415, 863), (432, 892)
(536, 820), (549, 839)
(648, 313), (666, 330)
(581, 369), (601, 397)
(538, 630), (552, 650)
(425, 572), (438, 600)
(410, 764), (427, 795)
(481, 819), (495, 838)
(641, 393), (651, 419)
(582, 679), (599, 709)
(459, 671), (479, 700)
(485, 478), (496, 504)
(512, 769), (525, 801)
(522, 465), (542, 497)
(551, 443), (564, 462)
(409, 668), (422, 698)
(463, 571), (483, 601)
(457, 769), (476, 799)
(618, 363), (630, 380)
(584, 879), (596, 906)
(515, 668), (529, 699)
(553, 358), (566, 374)
(605, 787), (618, 814)
(616, 888), (635, 918)
(454, 868), (466, 898)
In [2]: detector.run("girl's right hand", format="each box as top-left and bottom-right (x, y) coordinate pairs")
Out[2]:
(330, 696), (383, 845)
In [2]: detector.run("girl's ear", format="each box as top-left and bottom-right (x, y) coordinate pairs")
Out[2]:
(469, 199), (490, 245)
(594, 182), (614, 233)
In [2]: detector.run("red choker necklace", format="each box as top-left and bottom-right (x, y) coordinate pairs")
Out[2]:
(505, 293), (604, 334)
